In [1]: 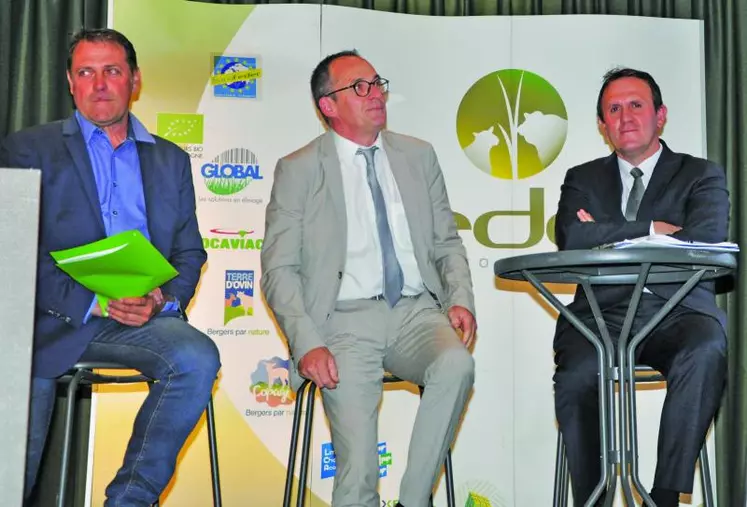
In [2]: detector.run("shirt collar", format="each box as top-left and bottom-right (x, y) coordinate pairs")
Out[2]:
(75, 110), (155, 145)
(617, 142), (663, 179)
(332, 131), (383, 164)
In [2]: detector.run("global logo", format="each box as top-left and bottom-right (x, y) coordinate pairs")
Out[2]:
(249, 357), (292, 407)
(456, 69), (568, 180)
(201, 147), (263, 196)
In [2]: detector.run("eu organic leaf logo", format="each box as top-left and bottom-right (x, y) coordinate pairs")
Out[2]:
(456, 69), (568, 180)
(156, 113), (204, 144)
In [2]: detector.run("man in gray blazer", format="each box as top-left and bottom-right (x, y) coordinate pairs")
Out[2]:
(261, 50), (476, 507)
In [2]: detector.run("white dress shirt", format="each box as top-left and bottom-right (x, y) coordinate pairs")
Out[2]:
(333, 132), (425, 301)
(617, 143), (663, 234)
(617, 143), (663, 294)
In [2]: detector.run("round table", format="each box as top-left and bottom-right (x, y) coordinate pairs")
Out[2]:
(495, 248), (736, 506)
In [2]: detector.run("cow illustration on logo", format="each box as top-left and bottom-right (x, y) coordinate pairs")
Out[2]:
(457, 69), (568, 180)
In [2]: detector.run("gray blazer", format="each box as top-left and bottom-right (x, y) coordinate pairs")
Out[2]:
(261, 130), (475, 367)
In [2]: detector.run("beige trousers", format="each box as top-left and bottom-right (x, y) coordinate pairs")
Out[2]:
(320, 293), (474, 507)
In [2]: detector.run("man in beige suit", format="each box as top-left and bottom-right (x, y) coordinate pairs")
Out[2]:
(261, 50), (476, 507)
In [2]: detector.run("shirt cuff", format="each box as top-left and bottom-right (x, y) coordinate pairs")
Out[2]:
(82, 295), (98, 324)
(161, 298), (181, 314)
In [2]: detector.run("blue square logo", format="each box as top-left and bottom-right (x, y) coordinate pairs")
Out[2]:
(224, 270), (254, 325)
(320, 441), (392, 479)
(212, 56), (261, 99)
(378, 442), (393, 478)
(321, 442), (336, 479)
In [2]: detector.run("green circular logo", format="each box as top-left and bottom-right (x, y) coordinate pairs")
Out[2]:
(456, 69), (568, 179)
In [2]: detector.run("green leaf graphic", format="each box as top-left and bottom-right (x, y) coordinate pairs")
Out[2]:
(156, 113), (204, 144)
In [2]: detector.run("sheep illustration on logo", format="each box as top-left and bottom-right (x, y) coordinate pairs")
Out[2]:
(457, 69), (568, 180)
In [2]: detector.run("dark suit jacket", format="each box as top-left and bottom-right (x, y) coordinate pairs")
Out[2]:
(554, 141), (729, 333)
(0, 115), (207, 378)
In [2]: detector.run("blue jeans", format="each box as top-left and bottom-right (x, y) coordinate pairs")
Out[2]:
(25, 315), (221, 507)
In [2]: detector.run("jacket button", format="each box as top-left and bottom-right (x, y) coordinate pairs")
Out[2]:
(337, 271), (342, 280)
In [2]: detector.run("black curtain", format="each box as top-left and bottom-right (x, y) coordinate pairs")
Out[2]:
(0, 0), (105, 138)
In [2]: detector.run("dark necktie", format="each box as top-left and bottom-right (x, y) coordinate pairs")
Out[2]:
(625, 167), (644, 221)
(357, 147), (404, 307)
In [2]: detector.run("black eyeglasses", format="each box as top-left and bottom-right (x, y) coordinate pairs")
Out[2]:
(324, 77), (390, 98)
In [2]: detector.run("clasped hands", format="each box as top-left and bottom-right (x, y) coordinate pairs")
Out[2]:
(299, 304), (476, 390)
(91, 287), (168, 327)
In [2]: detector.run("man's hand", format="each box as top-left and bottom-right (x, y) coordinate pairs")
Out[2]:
(448, 305), (477, 348)
(653, 221), (682, 235)
(298, 346), (339, 389)
(577, 209), (595, 222)
(104, 288), (166, 327)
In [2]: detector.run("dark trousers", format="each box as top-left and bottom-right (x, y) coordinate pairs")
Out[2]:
(553, 295), (726, 506)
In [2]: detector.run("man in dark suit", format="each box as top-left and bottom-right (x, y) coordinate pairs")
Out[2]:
(554, 67), (729, 507)
(0, 28), (220, 506)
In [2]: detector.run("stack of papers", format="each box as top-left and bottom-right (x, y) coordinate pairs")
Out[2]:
(599, 234), (739, 252)
(50, 230), (179, 313)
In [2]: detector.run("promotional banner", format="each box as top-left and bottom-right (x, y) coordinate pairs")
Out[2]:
(97, 1), (708, 505)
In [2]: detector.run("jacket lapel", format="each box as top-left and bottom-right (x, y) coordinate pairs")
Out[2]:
(598, 153), (625, 220)
(62, 116), (106, 235)
(136, 141), (166, 253)
(319, 132), (347, 239)
(637, 141), (680, 220)
(382, 132), (426, 250)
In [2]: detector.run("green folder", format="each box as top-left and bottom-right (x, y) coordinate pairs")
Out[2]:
(50, 230), (179, 315)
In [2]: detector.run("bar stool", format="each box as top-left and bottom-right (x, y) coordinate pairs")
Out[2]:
(56, 362), (222, 507)
(552, 365), (715, 507)
(283, 374), (456, 507)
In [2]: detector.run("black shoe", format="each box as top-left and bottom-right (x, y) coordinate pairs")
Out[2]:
(650, 487), (679, 507)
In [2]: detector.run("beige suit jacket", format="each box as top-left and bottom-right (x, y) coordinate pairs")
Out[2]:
(261, 130), (475, 368)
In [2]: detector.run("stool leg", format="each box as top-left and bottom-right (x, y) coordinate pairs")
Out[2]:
(559, 449), (569, 507)
(58, 371), (84, 507)
(284, 380), (310, 507)
(699, 443), (715, 507)
(444, 447), (455, 507)
(206, 395), (222, 507)
(553, 430), (568, 507)
(297, 382), (317, 507)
